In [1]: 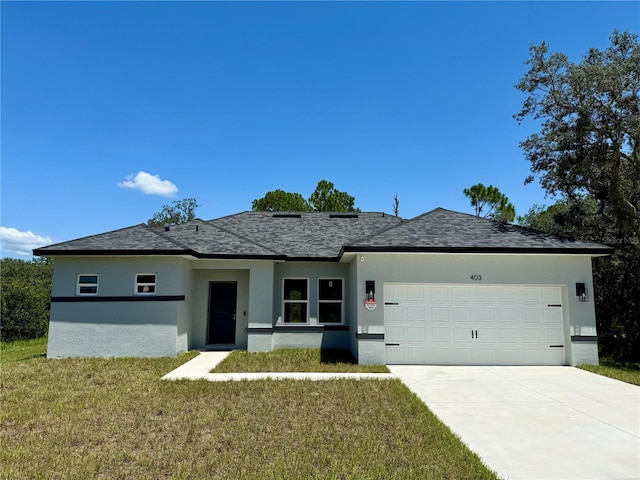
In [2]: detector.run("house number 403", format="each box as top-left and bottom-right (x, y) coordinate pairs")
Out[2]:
(470, 274), (482, 281)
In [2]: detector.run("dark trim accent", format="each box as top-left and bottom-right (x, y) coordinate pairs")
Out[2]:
(547, 304), (562, 307)
(323, 325), (349, 331)
(385, 302), (399, 305)
(356, 333), (384, 340)
(274, 325), (325, 333)
(385, 343), (400, 346)
(549, 345), (564, 348)
(246, 327), (273, 334)
(34, 249), (195, 257)
(571, 336), (598, 342)
(340, 245), (614, 256)
(51, 295), (185, 303)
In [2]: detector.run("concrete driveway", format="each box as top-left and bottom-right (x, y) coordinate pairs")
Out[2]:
(388, 366), (640, 480)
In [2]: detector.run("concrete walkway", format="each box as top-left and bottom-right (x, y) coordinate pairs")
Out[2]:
(161, 351), (395, 381)
(389, 365), (640, 480)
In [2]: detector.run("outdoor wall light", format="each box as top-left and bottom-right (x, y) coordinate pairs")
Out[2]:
(576, 283), (588, 302)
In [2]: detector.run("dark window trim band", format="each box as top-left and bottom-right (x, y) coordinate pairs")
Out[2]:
(51, 295), (185, 303)
(246, 325), (350, 334)
(570, 336), (598, 342)
(356, 333), (384, 340)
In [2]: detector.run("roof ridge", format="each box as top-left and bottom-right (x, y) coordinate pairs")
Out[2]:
(203, 218), (283, 256)
(342, 212), (407, 247)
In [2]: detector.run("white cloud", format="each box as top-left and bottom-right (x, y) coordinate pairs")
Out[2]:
(0, 227), (53, 257)
(117, 171), (178, 197)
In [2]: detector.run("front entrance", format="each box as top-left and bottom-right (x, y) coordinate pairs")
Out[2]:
(207, 282), (237, 344)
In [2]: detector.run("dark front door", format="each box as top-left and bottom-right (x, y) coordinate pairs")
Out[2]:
(207, 282), (237, 344)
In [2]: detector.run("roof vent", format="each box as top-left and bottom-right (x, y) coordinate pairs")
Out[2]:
(272, 213), (301, 218)
(164, 225), (170, 232)
(329, 213), (359, 219)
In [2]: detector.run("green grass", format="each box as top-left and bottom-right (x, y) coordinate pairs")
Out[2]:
(212, 348), (390, 373)
(0, 336), (48, 363)
(1, 341), (497, 479)
(578, 360), (640, 386)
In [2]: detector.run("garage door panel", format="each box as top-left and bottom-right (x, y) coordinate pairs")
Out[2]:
(498, 328), (520, 343)
(452, 307), (472, 322)
(545, 327), (564, 343)
(406, 286), (425, 302)
(523, 307), (543, 322)
(385, 284), (565, 366)
(431, 287), (449, 302)
(496, 307), (521, 322)
(432, 307), (449, 321)
(406, 346), (427, 363)
(385, 285), (403, 303)
(385, 326), (404, 342)
(385, 305), (403, 322)
(407, 306), (425, 322)
(477, 328), (496, 343)
(432, 327), (450, 342)
(406, 327), (425, 342)
(452, 287), (471, 302)
(543, 287), (562, 303)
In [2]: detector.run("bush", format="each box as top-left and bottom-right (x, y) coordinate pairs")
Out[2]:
(0, 258), (53, 342)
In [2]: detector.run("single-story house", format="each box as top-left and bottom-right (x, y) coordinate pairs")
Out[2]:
(34, 208), (612, 365)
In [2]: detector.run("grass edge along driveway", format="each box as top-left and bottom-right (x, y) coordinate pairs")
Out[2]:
(1, 339), (498, 480)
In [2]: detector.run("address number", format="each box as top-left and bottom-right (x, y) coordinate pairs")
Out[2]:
(470, 275), (482, 281)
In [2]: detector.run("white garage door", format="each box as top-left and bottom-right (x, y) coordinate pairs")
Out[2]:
(384, 284), (566, 365)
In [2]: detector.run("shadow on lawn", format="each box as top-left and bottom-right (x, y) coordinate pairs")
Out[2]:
(320, 349), (358, 364)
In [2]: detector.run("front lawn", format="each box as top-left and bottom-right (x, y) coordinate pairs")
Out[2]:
(212, 348), (390, 373)
(578, 361), (640, 386)
(1, 341), (497, 479)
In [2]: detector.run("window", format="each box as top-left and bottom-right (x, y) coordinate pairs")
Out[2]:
(318, 279), (343, 323)
(135, 273), (156, 295)
(76, 274), (98, 296)
(283, 278), (308, 323)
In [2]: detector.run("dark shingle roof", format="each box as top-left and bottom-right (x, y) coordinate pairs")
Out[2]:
(207, 212), (402, 259)
(344, 208), (613, 254)
(33, 208), (613, 258)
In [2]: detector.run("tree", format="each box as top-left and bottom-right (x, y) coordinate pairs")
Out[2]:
(514, 30), (640, 241)
(148, 198), (199, 227)
(514, 31), (640, 362)
(251, 190), (312, 212)
(392, 194), (400, 217)
(252, 180), (360, 213)
(0, 258), (53, 342)
(519, 199), (639, 362)
(308, 180), (360, 212)
(463, 183), (516, 222)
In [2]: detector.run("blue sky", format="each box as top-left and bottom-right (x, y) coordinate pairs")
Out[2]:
(2, 1), (638, 258)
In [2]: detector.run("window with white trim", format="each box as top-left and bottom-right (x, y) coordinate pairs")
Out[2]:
(283, 278), (308, 323)
(76, 274), (98, 296)
(135, 273), (156, 295)
(318, 278), (343, 324)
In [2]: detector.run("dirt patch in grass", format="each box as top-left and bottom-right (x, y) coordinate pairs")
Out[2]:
(1, 347), (496, 479)
(212, 348), (390, 373)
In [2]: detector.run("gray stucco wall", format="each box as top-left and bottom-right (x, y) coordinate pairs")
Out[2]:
(47, 256), (190, 358)
(352, 253), (599, 365)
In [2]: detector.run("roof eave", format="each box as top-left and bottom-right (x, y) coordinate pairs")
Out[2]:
(340, 246), (615, 256)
